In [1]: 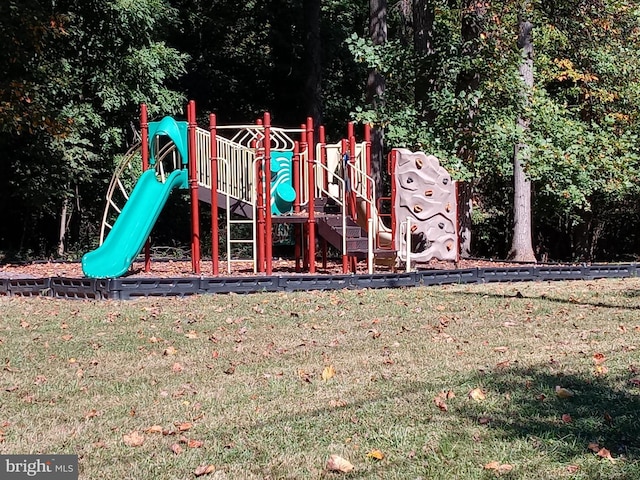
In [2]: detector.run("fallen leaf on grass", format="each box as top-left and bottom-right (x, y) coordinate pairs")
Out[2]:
(144, 425), (163, 434)
(187, 439), (204, 448)
(175, 421), (193, 432)
(593, 352), (606, 364)
(84, 409), (100, 420)
(484, 461), (513, 474)
(123, 431), (145, 447)
(561, 413), (572, 423)
(194, 464), (215, 477)
(434, 394), (448, 412)
(469, 388), (486, 401)
(588, 442), (601, 453)
(326, 454), (354, 473)
(170, 443), (183, 455)
(597, 447), (614, 461)
(595, 365), (609, 376)
(163, 346), (177, 356)
(172, 362), (184, 373)
(566, 465), (579, 473)
(367, 449), (385, 460)
(322, 365), (335, 381)
(555, 386), (575, 398)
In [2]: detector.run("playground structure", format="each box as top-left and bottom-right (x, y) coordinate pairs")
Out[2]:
(81, 101), (459, 278)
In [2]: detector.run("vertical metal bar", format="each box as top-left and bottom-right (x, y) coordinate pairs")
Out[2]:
(188, 100), (201, 274)
(140, 104), (151, 272)
(210, 113), (219, 275)
(264, 113), (273, 275)
(306, 117), (316, 273)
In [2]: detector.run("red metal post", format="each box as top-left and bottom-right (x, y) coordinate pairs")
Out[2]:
(254, 140), (265, 272)
(264, 113), (273, 275)
(341, 138), (348, 274)
(306, 117), (316, 274)
(187, 100), (201, 274)
(364, 123), (372, 222)
(209, 113), (219, 275)
(140, 104), (151, 272)
(299, 130), (308, 271)
(293, 140), (301, 272)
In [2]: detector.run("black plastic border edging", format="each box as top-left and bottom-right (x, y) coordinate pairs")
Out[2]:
(0, 264), (637, 299)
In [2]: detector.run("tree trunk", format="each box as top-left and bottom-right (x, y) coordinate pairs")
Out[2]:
(58, 197), (69, 257)
(455, 0), (487, 258)
(509, 9), (537, 262)
(303, 0), (322, 143)
(368, 0), (387, 200)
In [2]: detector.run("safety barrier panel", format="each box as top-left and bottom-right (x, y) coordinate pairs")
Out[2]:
(0, 264), (636, 299)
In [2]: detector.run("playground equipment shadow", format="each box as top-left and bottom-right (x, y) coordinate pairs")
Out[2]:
(0, 258), (637, 300)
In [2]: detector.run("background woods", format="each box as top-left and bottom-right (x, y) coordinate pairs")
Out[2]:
(1, 0), (639, 262)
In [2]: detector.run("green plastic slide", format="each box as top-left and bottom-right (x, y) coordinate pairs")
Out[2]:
(82, 169), (188, 278)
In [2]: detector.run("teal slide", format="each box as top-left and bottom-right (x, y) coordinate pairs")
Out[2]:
(82, 168), (188, 278)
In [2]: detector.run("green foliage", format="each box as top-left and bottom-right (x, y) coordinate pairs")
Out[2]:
(0, 0), (188, 256)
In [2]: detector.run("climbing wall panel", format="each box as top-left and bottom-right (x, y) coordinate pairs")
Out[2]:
(392, 149), (457, 262)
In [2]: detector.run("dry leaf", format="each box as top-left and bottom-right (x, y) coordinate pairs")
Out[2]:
(123, 431), (145, 447)
(144, 425), (163, 434)
(326, 454), (354, 473)
(172, 362), (184, 373)
(367, 449), (385, 460)
(434, 395), (448, 412)
(176, 422), (193, 432)
(469, 388), (486, 401)
(84, 409), (100, 420)
(163, 346), (177, 356)
(484, 461), (513, 474)
(170, 443), (183, 455)
(322, 365), (336, 381)
(588, 442), (601, 453)
(194, 464), (215, 477)
(566, 465), (579, 473)
(188, 439), (204, 448)
(593, 353), (606, 364)
(597, 447), (613, 461)
(595, 365), (609, 376)
(561, 413), (572, 423)
(555, 386), (575, 399)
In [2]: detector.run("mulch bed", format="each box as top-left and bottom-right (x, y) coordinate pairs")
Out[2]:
(0, 258), (534, 279)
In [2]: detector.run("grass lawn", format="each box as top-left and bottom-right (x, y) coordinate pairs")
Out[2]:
(2, 278), (640, 479)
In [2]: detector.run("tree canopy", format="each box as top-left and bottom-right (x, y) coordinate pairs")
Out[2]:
(1, 0), (639, 262)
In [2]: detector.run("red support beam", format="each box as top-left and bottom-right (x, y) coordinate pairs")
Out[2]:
(254, 140), (265, 273)
(264, 112), (273, 275)
(209, 113), (219, 275)
(306, 117), (316, 274)
(187, 100), (201, 274)
(140, 104), (151, 272)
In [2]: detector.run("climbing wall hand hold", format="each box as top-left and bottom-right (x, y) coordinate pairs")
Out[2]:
(438, 222), (444, 229)
(446, 242), (453, 251)
(407, 177), (414, 184)
(415, 158), (423, 169)
(442, 177), (449, 185)
(413, 205), (423, 213)
(424, 189), (433, 197)
(445, 203), (451, 213)
(410, 224), (418, 233)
